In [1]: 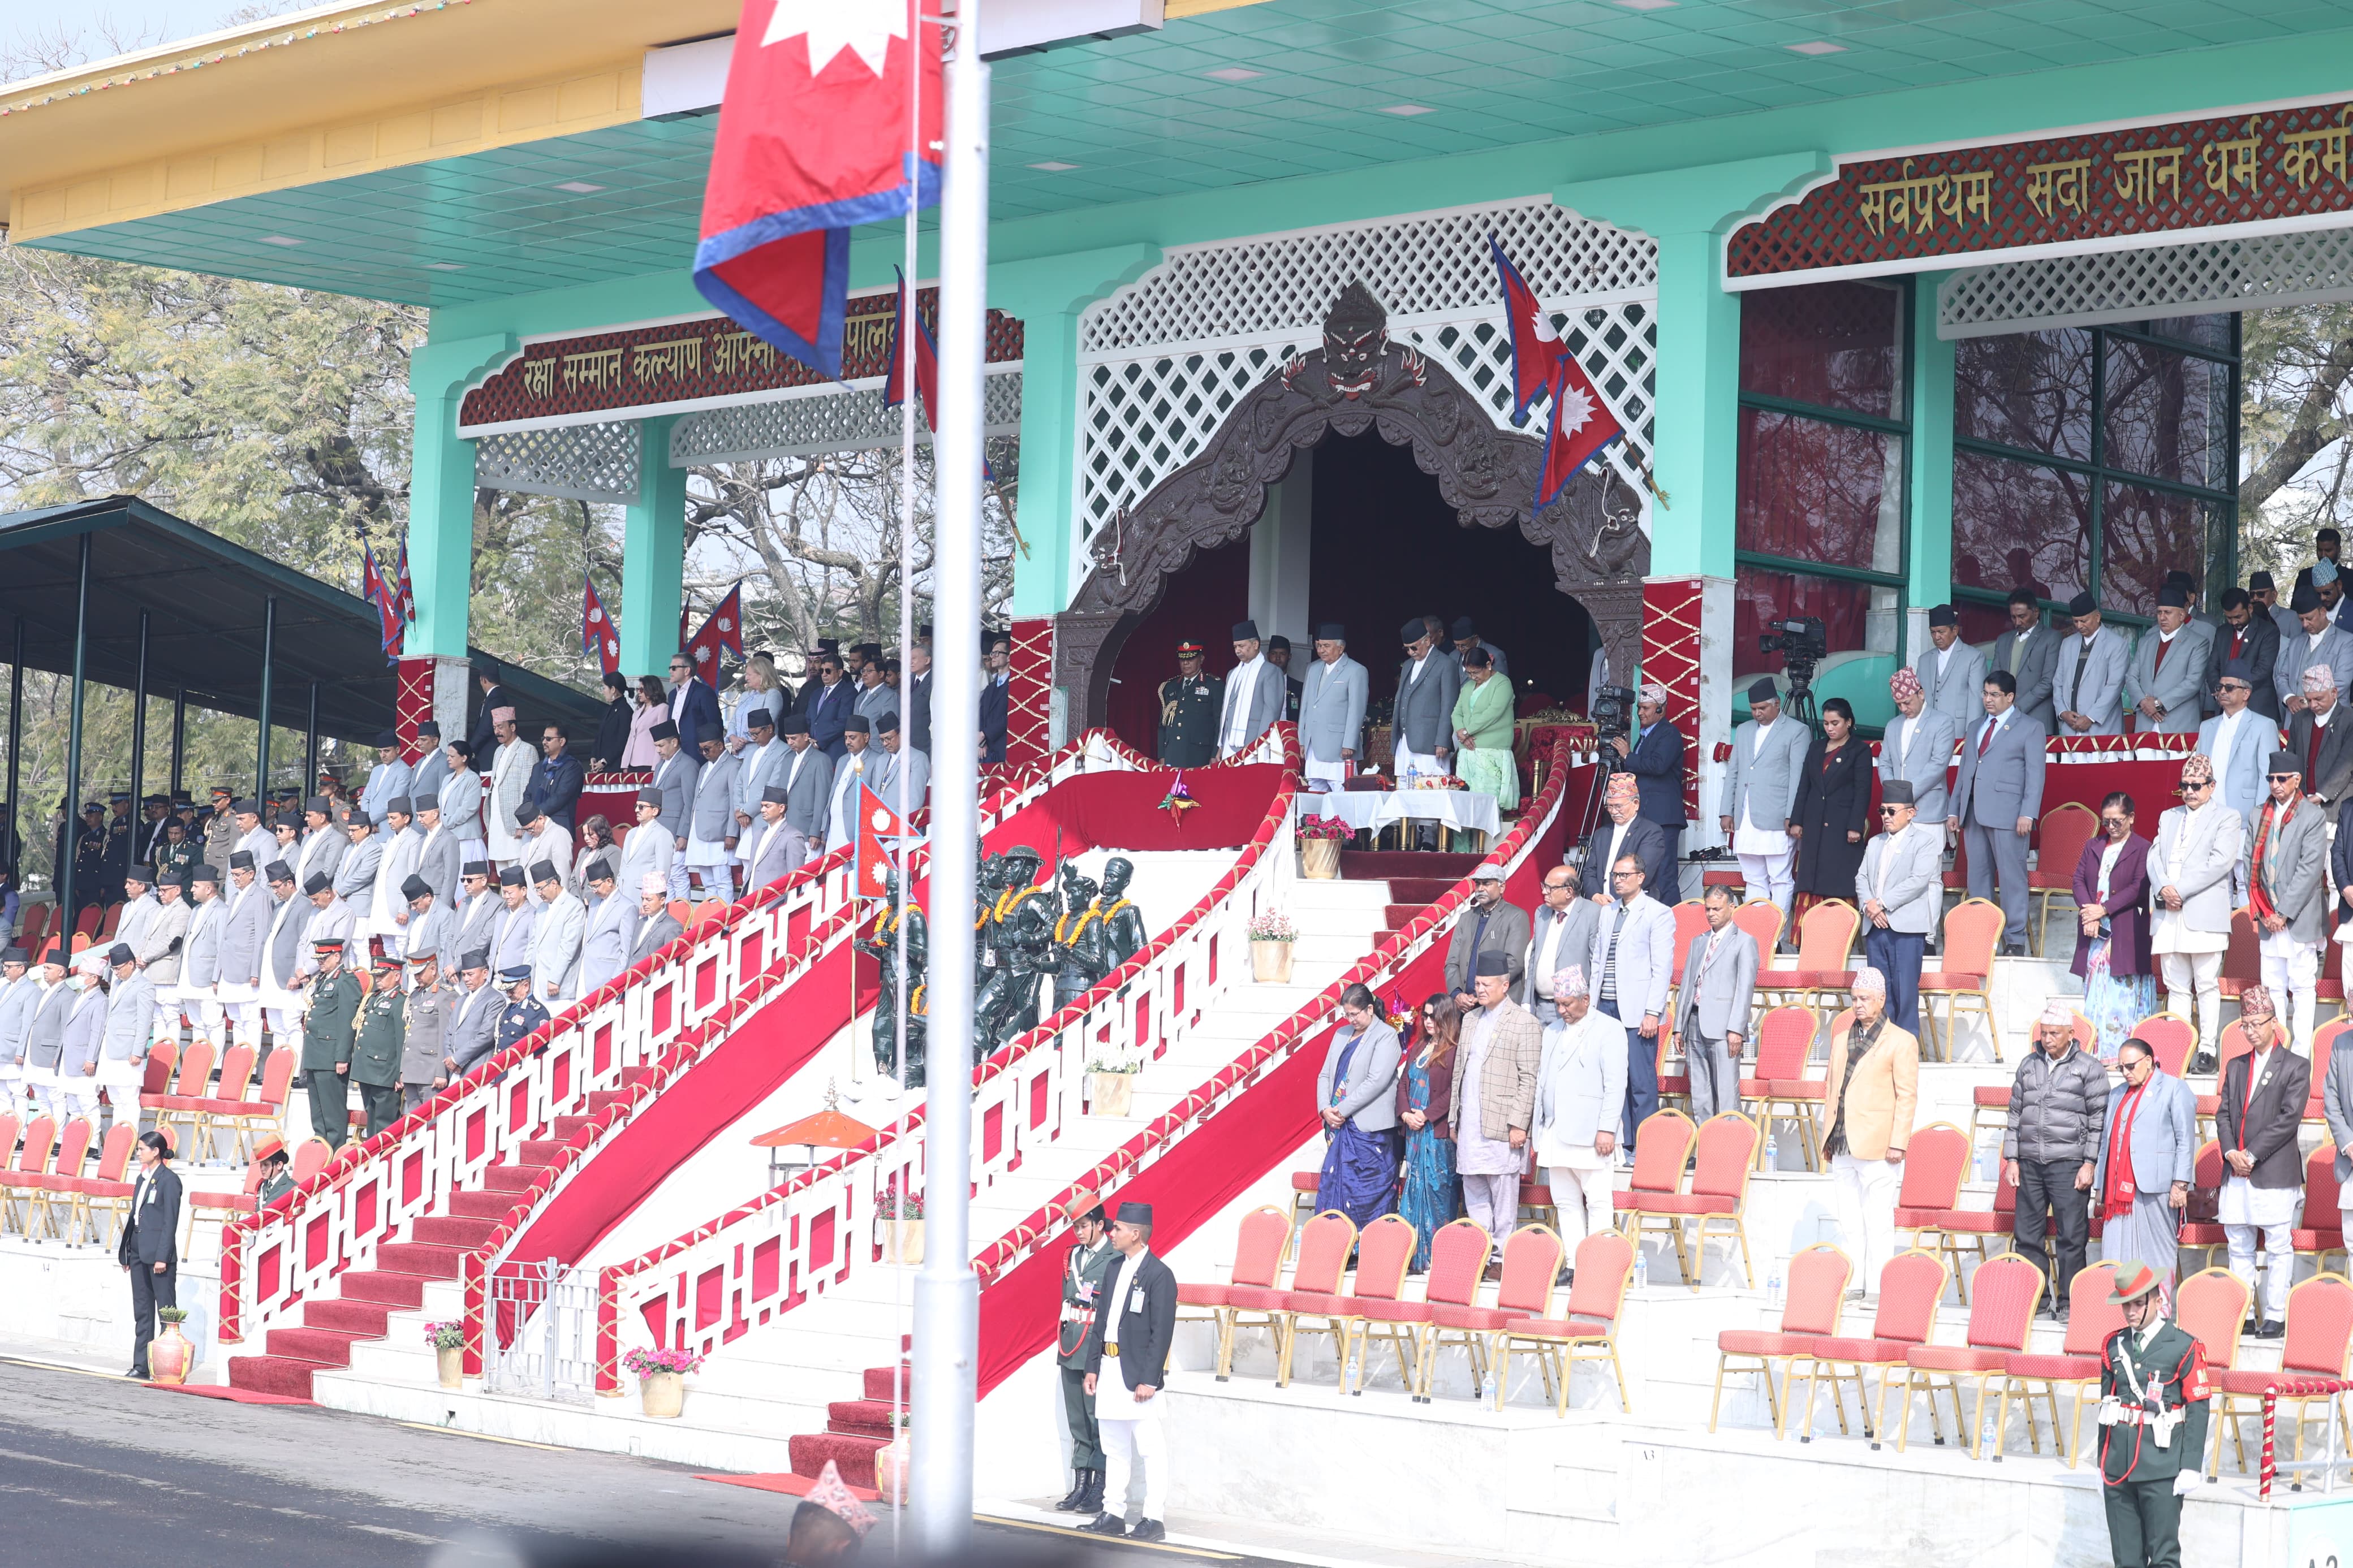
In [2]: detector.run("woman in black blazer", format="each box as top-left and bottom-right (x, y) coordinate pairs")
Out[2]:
(1790, 697), (1873, 904)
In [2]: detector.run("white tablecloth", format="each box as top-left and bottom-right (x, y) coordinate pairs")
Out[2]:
(1304, 789), (1500, 837)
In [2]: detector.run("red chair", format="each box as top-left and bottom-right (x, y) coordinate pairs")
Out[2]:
(1266, 1212), (1357, 1384)
(2027, 803), (2100, 956)
(1921, 899), (2003, 1062)
(1911, 1156), (2019, 1297)
(1281, 1213), (1418, 1394)
(1416, 1225), (1562, 1403)
(2177, 1266), (2251, 1379)
(1712, 1241), (1852, 1437)
(1890, 1252), (2044, 1457)
(1993, 1262), (2125, 1466)
(1794, 1249), (1949, 1444)
(2195, 1030), (2255, 1142)
(1493, 1229), (1636, 1414)
(1890, 1124), (1973, 1294)
(1666, 899), (1709, 987)
(2131, 1012), (2196, 1079)
(1626, 1112), (1759, 1288)
(187, 1042), (255, 1160)
(202, 1047), (298, 1163)
(2208, 1272), (2353, 1476)
(1732, 901), (1784, 964)
(1175, 1205), (1293, 1380)
(29, 1116), (93, 1240)
(1740, 1005), (1822, 1170)
(0, 1114), (54, 1234)
(1758, 900), (1859, 1011)
(138, 1039), (178, 1097)
(1618, 1108), (1697, 1219)
(2306, 1020), (2351, 1127)
(1365, 1219), (1490, 1406)
(16, 904), (50, 953)
(2319, 928), (2348, 1020)
(67, 1122), (140, 1245)
(2178, 1141), (2229, 1275)
(2295, 1146), (2347, 1275)
(2214, 906), (2261, 1005)
(141, 1039), (215, 1153)
(186, 1154), (272, 1223)
(287, 1135), (334, 1186)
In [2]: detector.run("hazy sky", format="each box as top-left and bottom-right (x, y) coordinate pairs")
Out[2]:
(6, 2), (261, 72)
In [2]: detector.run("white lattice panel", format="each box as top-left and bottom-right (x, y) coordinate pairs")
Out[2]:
(1080, 196), (1656, 354)
(476, 420), (642, 504)
(668, 372), (1023, 465)
(1938, 226), (2353, 339)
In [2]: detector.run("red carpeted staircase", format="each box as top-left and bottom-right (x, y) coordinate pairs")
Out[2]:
(226, 1066), (659, 1400)
(786, 1356), (911, 1489)
(1344, 850), (1479, 938)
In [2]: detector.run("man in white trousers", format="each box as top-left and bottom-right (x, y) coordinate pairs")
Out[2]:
(1819, 966), (1919, 1298)
(1717, 678), (1809, 926)
(1080, 1200), (1179, 1543)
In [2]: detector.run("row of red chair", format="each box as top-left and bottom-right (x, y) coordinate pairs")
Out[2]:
(0, 1113), (137, 1242)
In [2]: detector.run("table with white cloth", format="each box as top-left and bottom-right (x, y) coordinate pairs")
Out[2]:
(1303, 787), (1501, 849)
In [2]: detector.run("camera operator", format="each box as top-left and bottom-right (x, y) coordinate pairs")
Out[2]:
(1608, 682), (1686, 904)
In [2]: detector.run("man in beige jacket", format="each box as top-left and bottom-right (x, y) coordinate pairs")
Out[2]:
(1447, 950), (1544, 1261)
(1820, 966), (1920, 1298)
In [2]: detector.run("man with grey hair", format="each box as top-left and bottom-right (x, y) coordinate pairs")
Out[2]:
(1297, 624), (1368, 791)
(1588, 852), (1674, 1154)
(2289, 665), (2353, 823)
(2004, 1001), (2109, 1314)
(1820, 966), (1918, 1294)
(1531, 963), (1625, 1251)
(2249, 750), (2329, 1053)
(1615, 682), (1686, 904)
(2148, 753), (2244, 1048)
(1672, 884), (1756, 1121)
(1447, 950), (1542, 1252)
(631, 873), (686, 966)
(1720, 679), (1807, 922)
(2275, 585), (2353, 716)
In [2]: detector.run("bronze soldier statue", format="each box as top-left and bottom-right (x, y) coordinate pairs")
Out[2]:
(1096, 857), (1147, 973)
(857, 866), (928, 1086)
(1052, 865), (1106, 1012)
(979, 845), (1053, 1058)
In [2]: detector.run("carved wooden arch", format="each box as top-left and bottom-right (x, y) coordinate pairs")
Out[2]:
(1055, 290), (1649, 731)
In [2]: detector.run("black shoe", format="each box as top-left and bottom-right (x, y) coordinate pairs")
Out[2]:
(1081, 1513), (1130, 1536)
(1078, 1471), (1105, 1515)
(2252, 1319), (2285, 1340)
(1129, 1521), (1167, 1542)
(290, 1073), (308, 1088)
(1055, 1474), (1089, 1511)
(126, 1368), (148, 1379)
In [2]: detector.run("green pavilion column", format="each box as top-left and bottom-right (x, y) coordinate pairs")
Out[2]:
(1907, 272), (1956, 661)
(620, 416), (687, 680)
(405, 329), (514, 744)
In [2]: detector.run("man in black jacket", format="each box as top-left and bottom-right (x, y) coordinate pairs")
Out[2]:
(1081, 1200), (1178, 1543)
(119, 1130), (182, 1378)
(2203, 588), (2282, 720)
(2217, 986), (2310, 1338)
(1614, 684), (1687, 904)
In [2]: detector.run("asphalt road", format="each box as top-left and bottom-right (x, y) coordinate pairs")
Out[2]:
(0, 1359), (1269, 1568)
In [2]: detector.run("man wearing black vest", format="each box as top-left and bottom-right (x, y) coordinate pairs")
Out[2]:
(1081, 1200), (1178, 1543)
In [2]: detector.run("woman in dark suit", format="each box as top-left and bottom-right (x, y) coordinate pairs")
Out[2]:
(1790, 697), (1872, 906)
(2071, 790), (2157, 1061)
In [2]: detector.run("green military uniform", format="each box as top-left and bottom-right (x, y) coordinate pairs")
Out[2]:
(350, 969), (407, 1138)
(1058, 1213), (1120, 1504)
(1156, 646), (1222, 768)
(2098, 1264), (2211, 1568)
(258, 1170), (295, 1205)
(299, 961), (363, 1147)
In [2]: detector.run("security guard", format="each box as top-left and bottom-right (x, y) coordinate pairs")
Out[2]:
(1054, 1193), (1118, 1517)
(1156, 642), (1222, 767)
(254, 1135), (295, 1206)
(2098, 1259), (2210, 1568)
(298, 936), (362, 1146)
(103, 792), (135, 891)
(495, 964), (550, 1052)
(69, 801), (108, 915)
(399, 949), (457, 1115)
(350, 953), (407, 1137)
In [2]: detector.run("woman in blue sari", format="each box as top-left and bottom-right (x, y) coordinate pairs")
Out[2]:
(1314, 983), (1404, 1230)
(1394, 992), (1460, 1271)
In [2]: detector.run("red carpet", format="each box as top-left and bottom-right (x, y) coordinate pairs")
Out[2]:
(1338, 850), (1482, 881)
(700, 1470), (883, 1502)
(145, 1380), (317, 1406)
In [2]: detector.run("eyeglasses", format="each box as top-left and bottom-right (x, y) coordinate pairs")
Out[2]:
(1611, 869), (1643, 881)
(2270, 773), (2301, 783)
(1877, 806), (1902, 816)
(2100, 815), (2129, 828)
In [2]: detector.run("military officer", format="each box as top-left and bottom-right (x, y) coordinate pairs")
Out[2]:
(399, 949), (456, 1115)
(68, 801), (107, 916)
(298, 936), (361, 1146)
(1156, 642), (1222, 768)
(495, 964), (550, 1052)
(350, 954), (407, 1137)
(2098, 1259), (2211, 1568)
(1054, 1193), (1118, 1517)
(254, 1134), (295, 1206)
(103, 791), (135, 891)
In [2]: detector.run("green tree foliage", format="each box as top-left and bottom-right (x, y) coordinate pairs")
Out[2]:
(2238, 303), (2353, 584)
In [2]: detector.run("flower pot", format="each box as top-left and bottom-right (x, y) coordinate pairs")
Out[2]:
(640, 1370), (686, 1419)
(1301, 839), (1342, 879)
(1251, 939), (1295, 984)
(885, 1218), (925, 1265)
(437, 1345), (464, 1390)
(148, 1321), (193, 1386)
(1089, 1070), (1136, 1118)
(874, 1436), (911, 1504)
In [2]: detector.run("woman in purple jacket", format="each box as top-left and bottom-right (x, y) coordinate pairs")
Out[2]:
(2072, 790), (2158, 1061)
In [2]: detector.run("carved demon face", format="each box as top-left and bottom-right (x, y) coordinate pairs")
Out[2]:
(1322, 280), (1388, 398)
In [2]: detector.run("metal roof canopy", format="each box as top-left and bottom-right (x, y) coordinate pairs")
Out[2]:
(0, 494), (605, 743)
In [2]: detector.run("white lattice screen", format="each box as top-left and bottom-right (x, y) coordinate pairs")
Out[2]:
(1073, 197), (1658, 591)
(669, 372), (1023, 465)
(1938, 226), (2353, 339)
(475, 420), (643, 504)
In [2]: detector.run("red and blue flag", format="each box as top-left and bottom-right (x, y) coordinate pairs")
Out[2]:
(361, 543), (402, 664)
(683, 581), (747, 690)
(1491, 235), (1623, 508)
(583, 574), (621, 678)
(1489, 235), (1563, 426)
(693, 0), (943, 379)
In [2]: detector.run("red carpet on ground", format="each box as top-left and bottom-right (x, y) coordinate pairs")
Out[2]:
(699, 1471), (884, 1502)
(145, 1380), (317, 1406)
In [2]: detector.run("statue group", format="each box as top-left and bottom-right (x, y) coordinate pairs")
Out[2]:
(855, 846), (1146, 1088)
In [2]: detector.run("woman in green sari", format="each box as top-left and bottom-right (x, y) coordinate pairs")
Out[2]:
(1449, 646), (1519, 810)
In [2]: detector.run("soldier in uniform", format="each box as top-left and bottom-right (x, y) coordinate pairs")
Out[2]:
(200, 785), (238, 872)
(103, 792), (135, 895)
(1096, 857), (1148, 973)
(400, 949), (458, 1115)
(69, 802), (108, 918)
(253, 1134), (295, 1207)
(154, 818), (197, 882)
(1156, 642), (1222, 767)
(350, 953), (407, 1137)
(1054, 1193), (1117, 1516)
(2098, 1259), (2210, 1568)
(496, 963), (551, 1052)
(298, 935), (361, 1146)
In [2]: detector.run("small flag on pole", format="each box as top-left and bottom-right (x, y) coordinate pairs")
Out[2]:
(683, 581), (748, 690)
(361, 543), (402, 665)
(1491, 236), (1622, 509)
(583, 574), (621, 677)
(394, 541), (417, 625)
(852, 781), (911, 901)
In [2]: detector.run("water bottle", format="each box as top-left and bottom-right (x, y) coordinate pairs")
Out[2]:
(1980, 1406), (2001, 1461)
(1767, 1262), (1783, 1308)
(1764, 1131), (1779, 1169)
(1634, 1248), (1649, 1292)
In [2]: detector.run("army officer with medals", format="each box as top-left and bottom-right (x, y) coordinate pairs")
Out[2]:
(1157, 642), (1221, 767)
(2098, 1259), (2210, 1568)
(1054, 1193), (1118, 1518)
(1081, 1199), (1178, 1543)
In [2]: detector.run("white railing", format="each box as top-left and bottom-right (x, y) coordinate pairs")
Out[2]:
(219, 733), (1119, 1352)
(592, 729), (1302, 1393)
(482, 1258), (601, 1403)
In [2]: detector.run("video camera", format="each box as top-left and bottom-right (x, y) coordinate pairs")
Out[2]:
(1757, 616), (1827, 678)
(1589, 683), (1635, 742)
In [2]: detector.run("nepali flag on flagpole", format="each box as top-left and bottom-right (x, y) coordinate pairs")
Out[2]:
(583, 573), (621, 678)
(1489, 235), (1564, 427)
(394, 539), (417, 625)
(361, 543), (403, 664)
(693, 0), (944, 379)
(683, 581), (748, 690)
(851, 780), (911, 902)
(1535, 351), (1623, 510)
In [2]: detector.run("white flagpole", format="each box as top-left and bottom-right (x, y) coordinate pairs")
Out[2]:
(911, 0), (986, 1551)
